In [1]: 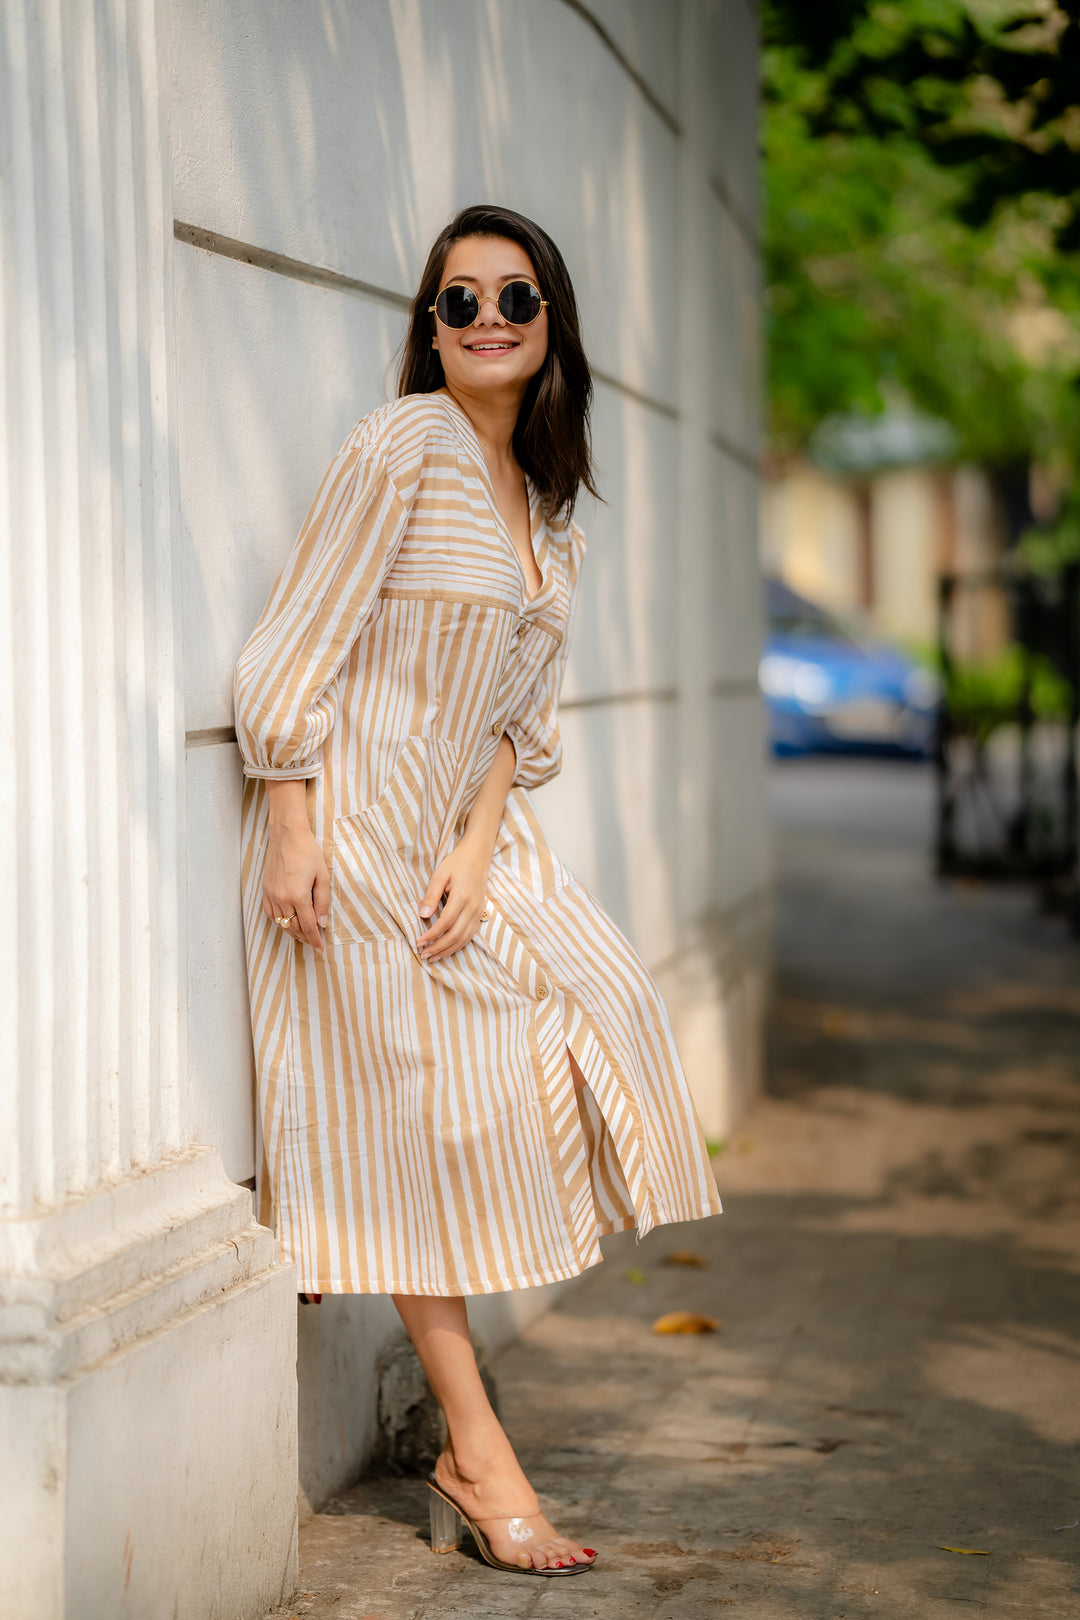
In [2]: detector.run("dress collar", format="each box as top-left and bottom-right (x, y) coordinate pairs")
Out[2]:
(433, 390), (555, 613)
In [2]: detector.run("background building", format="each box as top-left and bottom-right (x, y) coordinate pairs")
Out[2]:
(1, 2), (765, 1614)
(763, 452), (1009, 663)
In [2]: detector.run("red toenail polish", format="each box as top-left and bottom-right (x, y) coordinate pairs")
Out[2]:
(583, 1548), (596, 1557)
(555, 1560), (563, 1567)
(568, 1556), (576, 1563)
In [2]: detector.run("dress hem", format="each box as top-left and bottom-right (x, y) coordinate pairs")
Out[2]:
(288, 1194), (722, 1297)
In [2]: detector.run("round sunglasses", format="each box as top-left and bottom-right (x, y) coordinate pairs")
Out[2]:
(429, 280), (548, 330)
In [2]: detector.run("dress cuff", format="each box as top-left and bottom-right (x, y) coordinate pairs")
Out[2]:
(241, 759), (323, 782)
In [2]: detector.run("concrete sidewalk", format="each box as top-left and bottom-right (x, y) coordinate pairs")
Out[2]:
(269, 760), (1080, 1618)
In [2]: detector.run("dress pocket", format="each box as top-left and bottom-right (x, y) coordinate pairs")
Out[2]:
(330, 735), (460, 944)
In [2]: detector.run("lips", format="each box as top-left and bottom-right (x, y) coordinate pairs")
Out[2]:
(464, 340), (519, 352)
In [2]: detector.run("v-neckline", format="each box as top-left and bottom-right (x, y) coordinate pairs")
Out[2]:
(436, 390), (552, 611)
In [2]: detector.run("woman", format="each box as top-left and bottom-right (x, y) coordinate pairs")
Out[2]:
(235, 204), (722, 1577)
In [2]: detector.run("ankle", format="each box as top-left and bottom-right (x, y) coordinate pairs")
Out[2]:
(440, 1424), (513, 1485)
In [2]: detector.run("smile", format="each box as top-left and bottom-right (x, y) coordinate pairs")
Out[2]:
(464, 341), (518, 351)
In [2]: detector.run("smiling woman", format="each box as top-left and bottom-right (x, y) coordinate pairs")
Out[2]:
(233, 203), (721, 1578)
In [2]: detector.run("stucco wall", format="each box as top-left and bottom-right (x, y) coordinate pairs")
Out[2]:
(169, 0), (765, 1504)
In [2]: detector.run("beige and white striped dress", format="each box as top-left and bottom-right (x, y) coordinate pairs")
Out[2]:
(235, 389), (721, 1295)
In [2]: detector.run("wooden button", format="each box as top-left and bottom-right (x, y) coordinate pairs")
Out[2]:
(537, 986), (549, 1000)
(490, 722), (501, 737)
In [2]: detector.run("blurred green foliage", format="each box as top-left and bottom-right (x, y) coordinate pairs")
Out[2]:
(1020, 486), (1080, 570)
(945, 643), (1075, 739)
(763, 1), (1080, 466)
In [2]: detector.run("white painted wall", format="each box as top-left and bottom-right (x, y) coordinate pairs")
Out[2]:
(169, 0), (765, 1513)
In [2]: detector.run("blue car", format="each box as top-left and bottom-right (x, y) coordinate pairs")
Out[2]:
(761, 578), (940, 756)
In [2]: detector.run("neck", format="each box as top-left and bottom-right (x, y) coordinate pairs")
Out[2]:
(441, 382), (524, 465)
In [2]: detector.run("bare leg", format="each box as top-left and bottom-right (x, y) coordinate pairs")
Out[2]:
(392, 1293), (596, 1570)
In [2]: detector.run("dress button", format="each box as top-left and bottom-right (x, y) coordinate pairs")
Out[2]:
(481, 905), (492, 922)
(490, 722), (501, 737)
(537, 985), (549, 1000)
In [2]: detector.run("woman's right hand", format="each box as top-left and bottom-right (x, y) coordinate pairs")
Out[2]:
(262, 781), (330, 950)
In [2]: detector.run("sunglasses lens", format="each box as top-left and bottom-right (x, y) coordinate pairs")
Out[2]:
(435, 286), (480, 328)
(499, 281), (544, 325)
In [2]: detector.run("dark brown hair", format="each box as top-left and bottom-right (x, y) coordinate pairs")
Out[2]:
(398, 205), (599, 518)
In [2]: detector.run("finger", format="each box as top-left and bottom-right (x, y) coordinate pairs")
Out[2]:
(425, 913), (480, 961)
(312, 862), (330, 929)
(419, 892), (469, 950)
(419, 894), (462, 947)
(418, 865), (449, 924)
(291, 889), (323, 951)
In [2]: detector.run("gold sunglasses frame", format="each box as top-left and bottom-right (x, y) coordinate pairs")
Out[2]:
(428, 281), (549, 328)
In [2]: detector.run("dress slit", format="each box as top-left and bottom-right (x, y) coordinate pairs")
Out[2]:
(555, 1002), (641, 1255)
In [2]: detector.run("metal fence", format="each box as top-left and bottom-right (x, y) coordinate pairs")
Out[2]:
(935, 563), (1079, 931)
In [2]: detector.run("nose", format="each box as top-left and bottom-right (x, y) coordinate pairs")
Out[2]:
(472, 296), (506, 326)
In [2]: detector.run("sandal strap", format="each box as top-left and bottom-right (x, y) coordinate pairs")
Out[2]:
(472, 1507), (542, 1527)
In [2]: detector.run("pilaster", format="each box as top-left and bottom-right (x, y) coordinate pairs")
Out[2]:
(0, 2), (297, 1614)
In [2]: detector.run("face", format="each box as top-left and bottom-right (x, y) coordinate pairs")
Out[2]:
(432, 235), (549, 399)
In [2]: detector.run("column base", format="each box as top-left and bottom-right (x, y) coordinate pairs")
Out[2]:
(0, 1147), (298, 1619)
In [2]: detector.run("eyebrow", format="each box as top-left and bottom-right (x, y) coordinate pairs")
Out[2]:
(442, 272), (533, 286)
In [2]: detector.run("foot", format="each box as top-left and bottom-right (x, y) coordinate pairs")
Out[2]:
(433, 1448), (597, 1571)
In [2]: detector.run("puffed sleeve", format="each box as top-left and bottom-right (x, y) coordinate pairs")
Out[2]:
(234, 436), (408, 779)
(505, 520), (587, 790)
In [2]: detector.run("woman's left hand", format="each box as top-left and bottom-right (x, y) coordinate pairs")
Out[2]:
(417, 833), (491, 962)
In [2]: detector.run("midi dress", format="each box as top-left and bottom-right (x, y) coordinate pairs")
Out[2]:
(235, 389), (722, 1295)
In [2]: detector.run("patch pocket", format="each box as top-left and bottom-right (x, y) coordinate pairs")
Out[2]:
(492, 786), (575, 903)
(330, 735), (460, 944)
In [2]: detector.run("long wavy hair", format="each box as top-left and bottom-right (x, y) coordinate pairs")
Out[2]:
(398, 205), (599, 518)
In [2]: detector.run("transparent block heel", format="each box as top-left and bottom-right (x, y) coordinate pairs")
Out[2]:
(429, 1484), (463, 1553)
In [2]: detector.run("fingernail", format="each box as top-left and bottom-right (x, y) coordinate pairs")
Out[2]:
(317, 915), (328, 926)
(419, 906), (432, 918)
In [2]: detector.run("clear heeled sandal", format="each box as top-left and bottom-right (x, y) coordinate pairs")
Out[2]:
(427, 1474), (595, 1576)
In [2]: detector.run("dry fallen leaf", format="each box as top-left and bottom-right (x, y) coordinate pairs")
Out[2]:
(936, 1545), (990, 1556)
(661, 1250), (708, 1268)
(820, 1008), (852, 1037)
(652, 1310), (719, 1334)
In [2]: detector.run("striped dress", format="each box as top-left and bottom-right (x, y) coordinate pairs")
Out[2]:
(235, 389), (722, 1295)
